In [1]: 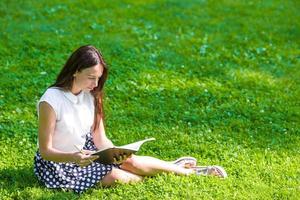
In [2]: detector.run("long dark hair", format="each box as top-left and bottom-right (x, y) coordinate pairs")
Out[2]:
(51, 45), (108, 132)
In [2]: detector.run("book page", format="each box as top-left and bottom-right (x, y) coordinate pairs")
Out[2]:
(92, 138), (155, 164)
(118, 138), (155, 151)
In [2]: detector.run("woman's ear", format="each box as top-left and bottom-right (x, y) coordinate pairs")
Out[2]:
(73, 70), (79, 77)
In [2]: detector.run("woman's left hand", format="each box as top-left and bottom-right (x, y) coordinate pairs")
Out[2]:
(113, 154), (130, 164)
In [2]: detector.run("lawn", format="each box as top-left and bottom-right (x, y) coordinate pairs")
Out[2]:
(0, 0), (299, 199)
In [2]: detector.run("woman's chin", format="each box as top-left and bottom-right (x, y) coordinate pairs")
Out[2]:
(83, 88), (93, 92)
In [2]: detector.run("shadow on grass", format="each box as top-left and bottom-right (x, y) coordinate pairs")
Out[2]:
(0, 166), (38, 190)
(0, 167), (74, 199)
(0, 166), (79, 199)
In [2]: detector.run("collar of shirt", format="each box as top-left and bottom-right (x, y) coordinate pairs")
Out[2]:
(63, 90), (84, 104)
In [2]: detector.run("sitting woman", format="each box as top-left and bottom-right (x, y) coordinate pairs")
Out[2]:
(34, 45), (227, 194)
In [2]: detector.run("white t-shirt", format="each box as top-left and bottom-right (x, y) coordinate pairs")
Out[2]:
(37, 87), (95, 152)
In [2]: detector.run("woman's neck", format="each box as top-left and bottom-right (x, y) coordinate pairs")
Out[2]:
(70, 86), (82, 95)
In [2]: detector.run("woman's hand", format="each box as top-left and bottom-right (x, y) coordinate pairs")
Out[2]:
(73, 150), (99, 167)
(113, 154), (131, 164)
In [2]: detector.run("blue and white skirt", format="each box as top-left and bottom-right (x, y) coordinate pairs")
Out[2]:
(33, 132), (119, 193)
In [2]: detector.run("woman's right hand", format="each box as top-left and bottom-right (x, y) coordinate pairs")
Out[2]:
(73, 150), (99, 167)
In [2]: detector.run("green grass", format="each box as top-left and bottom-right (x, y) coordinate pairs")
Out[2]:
(0, 0), (299, 199)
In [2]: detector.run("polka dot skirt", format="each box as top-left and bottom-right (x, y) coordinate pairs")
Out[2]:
(34, 132), (119, 194)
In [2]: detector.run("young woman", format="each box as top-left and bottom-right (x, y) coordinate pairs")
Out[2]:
(34, 45), (227, 193)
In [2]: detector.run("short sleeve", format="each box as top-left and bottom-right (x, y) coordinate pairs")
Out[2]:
(37, 88), (62, 120)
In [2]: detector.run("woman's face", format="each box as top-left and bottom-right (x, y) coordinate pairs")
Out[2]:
(72, 64), (103, 94)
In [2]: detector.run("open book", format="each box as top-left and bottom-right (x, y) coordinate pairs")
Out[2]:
(92, 138), (155, 164)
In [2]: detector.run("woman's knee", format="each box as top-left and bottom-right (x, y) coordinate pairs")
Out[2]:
(121, 155), (151, 175)
(100, 168), (123, 186)
(100, 167), (142, 186)
(122, 155), (140, 169)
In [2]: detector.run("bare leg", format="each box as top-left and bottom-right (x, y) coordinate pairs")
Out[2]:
(100, 167), (143, 187)
(120, 155), (194, 176)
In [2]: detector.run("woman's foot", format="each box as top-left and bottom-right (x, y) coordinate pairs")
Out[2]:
(192, 166), (227, 178)
(172, 157), (197, 168)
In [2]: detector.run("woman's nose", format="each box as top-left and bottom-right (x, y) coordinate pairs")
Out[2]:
(94, 79), (98, 87)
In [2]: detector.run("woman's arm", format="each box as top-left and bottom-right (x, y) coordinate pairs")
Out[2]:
(92, 117), (114, 149)
(38, 102), (97, 166)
